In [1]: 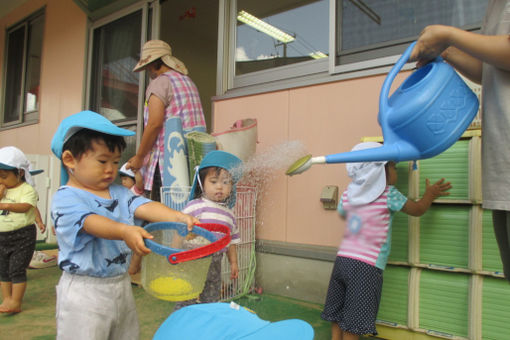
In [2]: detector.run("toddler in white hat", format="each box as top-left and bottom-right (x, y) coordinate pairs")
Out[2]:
(0, 146), (41, 313)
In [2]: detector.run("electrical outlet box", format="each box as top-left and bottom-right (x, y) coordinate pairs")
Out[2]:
(320, 185), (338, 210)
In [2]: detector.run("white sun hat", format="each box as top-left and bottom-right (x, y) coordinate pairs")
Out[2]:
(0, 146), (34, 186)
(119, 162), (135, 178)
(346, 142), (388, 205)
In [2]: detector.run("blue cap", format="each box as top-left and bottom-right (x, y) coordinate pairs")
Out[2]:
(153, 302), (314, 340)
(0, 163), (16, 170)
(29, 169), (44, 176)
(51, 110), (135, 185)
(189, 150), (242, 208)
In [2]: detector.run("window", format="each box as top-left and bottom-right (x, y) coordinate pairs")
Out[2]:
(236, 0), (329, 75)
(2, 10), (44, 127)
(232, 0), (329, 89)
(220, 0), (489, 95)
(89, 10), (143, 123)
(88, 5), (152, 169)
(334, 0), (489, 72)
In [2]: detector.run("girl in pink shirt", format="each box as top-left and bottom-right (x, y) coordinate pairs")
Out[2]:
(321, 142), (451, 340)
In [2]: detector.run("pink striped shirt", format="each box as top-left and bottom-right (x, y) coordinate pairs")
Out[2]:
(142, 70), (206, 190)
(337, 185), (407, 270)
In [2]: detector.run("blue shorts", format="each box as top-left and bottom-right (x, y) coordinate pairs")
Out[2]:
(321, 256), (383, 335)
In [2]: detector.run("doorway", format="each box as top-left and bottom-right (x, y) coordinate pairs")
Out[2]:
(159, 0), (219, 130)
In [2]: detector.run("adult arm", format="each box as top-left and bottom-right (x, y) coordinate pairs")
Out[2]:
(410, 25), (510, 83)
(127, 95), (166, 171)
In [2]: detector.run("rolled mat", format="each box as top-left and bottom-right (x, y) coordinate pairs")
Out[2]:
(185, 131), (217, 184)
(162, 117), (190, 206)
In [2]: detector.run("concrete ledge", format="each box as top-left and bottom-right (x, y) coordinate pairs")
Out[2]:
(256, 240), (337, 262)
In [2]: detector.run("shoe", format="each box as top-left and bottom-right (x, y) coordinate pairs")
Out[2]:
(29, 250), (57, 269)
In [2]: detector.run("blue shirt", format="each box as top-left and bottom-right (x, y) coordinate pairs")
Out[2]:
(51, 184), (151, 277)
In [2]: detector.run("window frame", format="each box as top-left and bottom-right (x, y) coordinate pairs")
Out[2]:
(216, 0), (485, 99)
(217, 0), (330, 97)
(1, 9), (45, 129)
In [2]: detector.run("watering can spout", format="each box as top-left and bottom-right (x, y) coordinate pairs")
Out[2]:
(324, 142), (418, 164)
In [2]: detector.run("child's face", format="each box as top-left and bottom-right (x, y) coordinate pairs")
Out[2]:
(386, 162), (398, 185)
(66, 140), (121, 192)
(202, 168), (233, 203)
(0, 169), (21, 189)
(121, 175), (135, 189)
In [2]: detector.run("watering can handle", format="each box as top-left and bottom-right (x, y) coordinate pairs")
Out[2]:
(379, 41), (417, 118)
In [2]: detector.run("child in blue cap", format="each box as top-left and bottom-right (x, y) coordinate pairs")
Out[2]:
(50, 111), (199, 340)
(174, 150), (242, 310)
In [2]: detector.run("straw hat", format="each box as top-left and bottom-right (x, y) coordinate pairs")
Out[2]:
(133, 40), (188, 75)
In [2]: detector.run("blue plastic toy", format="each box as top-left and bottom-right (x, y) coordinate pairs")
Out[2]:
(152, 302), (314, 340)
(287, 41), (479, 175)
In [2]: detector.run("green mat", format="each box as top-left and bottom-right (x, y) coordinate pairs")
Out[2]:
(35, 242), (58, 250)
(185, 131), (217, 184)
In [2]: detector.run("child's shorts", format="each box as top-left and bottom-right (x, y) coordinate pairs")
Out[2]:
(321, 256), (383, 335)
(0, 224), (36, 283)
(56, 271), (139, 340)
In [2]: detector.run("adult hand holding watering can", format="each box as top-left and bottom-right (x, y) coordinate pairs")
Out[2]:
(410, 24), (510, 74)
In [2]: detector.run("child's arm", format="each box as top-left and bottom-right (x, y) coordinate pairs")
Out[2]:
(82, 214), (153, 256)
(401, 178), (451, 217)
(34, 207), (46, 233)
(227, 244), (239, 279)
(128, 254), (142, 275)
(135, 201), (200, 231)
(0, 202), (33, 213)
(0, 184), (6, 198)
(133, 171), (144, 194)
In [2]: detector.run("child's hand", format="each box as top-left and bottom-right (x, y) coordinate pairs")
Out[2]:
(230, 262), (239, 279)
(424, 178), (452, 199)
(36, 220), (46, 233)
(122, 226), (153, 256)
(0, 184), (6, 198)
(179, 213), (200, 231)
(128, 254), (142, 275)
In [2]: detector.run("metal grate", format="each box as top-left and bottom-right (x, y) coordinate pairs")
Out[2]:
(160, 185), (257, 301)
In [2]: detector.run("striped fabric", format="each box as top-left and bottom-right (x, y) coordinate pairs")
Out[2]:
(182, 197), (240, 253)
(142, 71), (206, 191)
(337, 186), (406, 270)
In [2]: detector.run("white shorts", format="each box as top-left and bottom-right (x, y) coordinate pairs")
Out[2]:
(56, 271), (139, 340)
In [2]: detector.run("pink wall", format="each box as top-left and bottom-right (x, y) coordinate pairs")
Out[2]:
(212, 73), (408, 247)
(0, 0), (87, 155)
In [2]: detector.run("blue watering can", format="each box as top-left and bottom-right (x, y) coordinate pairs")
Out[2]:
(287, 41), (479, 176)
